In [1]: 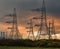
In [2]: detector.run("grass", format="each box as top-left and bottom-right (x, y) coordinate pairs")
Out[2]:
(0, 46), (60, 49)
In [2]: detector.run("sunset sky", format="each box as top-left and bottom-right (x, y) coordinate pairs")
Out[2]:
(0, 0), (60, 39)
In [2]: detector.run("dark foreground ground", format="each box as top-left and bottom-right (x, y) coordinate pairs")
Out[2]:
(0, 39), (60, 48)
(0, 46), (60, 49)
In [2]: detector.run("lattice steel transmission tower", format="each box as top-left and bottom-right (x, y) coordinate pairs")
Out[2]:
(31, 0), (50, 39)
(26, 19), (35, 40)
(36, 0), (49, 39)
(49, 19), (57, 39)
(6, 8), (22, 39)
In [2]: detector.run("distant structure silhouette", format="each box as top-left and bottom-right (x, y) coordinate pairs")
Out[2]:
(31, 0), (49, 39)
(26, 19), (35, 40)
(48, 19), (57, 39)
(30, 0), (57, 40)
(5, 8), (22, 39)
(0, 32), (5, 39)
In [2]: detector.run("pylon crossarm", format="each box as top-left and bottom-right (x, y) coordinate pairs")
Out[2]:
(5, 14), (14, 17)
(6, 21), (13, 23)
(26, 27), (33, 29)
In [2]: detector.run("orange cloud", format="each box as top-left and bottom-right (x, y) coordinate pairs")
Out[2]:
(0, 14), (60, 39)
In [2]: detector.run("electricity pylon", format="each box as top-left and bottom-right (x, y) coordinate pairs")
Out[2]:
(6, 8), (22, 39)
(31, 0), (50, 39)
(49, 19), (57, 39)
(26, 19), (35, 40)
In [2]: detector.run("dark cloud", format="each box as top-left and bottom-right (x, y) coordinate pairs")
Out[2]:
(46, 0), (60, 17)
(0, 0), (60, 23)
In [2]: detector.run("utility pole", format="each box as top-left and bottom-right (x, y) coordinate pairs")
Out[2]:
(5, 8), (22, 39)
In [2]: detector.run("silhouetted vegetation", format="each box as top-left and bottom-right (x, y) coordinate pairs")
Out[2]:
(0, 39), (60, 47)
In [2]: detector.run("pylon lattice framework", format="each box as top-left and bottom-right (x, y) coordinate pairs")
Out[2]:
(6, 8), (22, 39)
(49, 19), (57, 39)
(26, 19), (35, 40)
(32, 0), (56, 39)
(34, 0), (49, 39)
